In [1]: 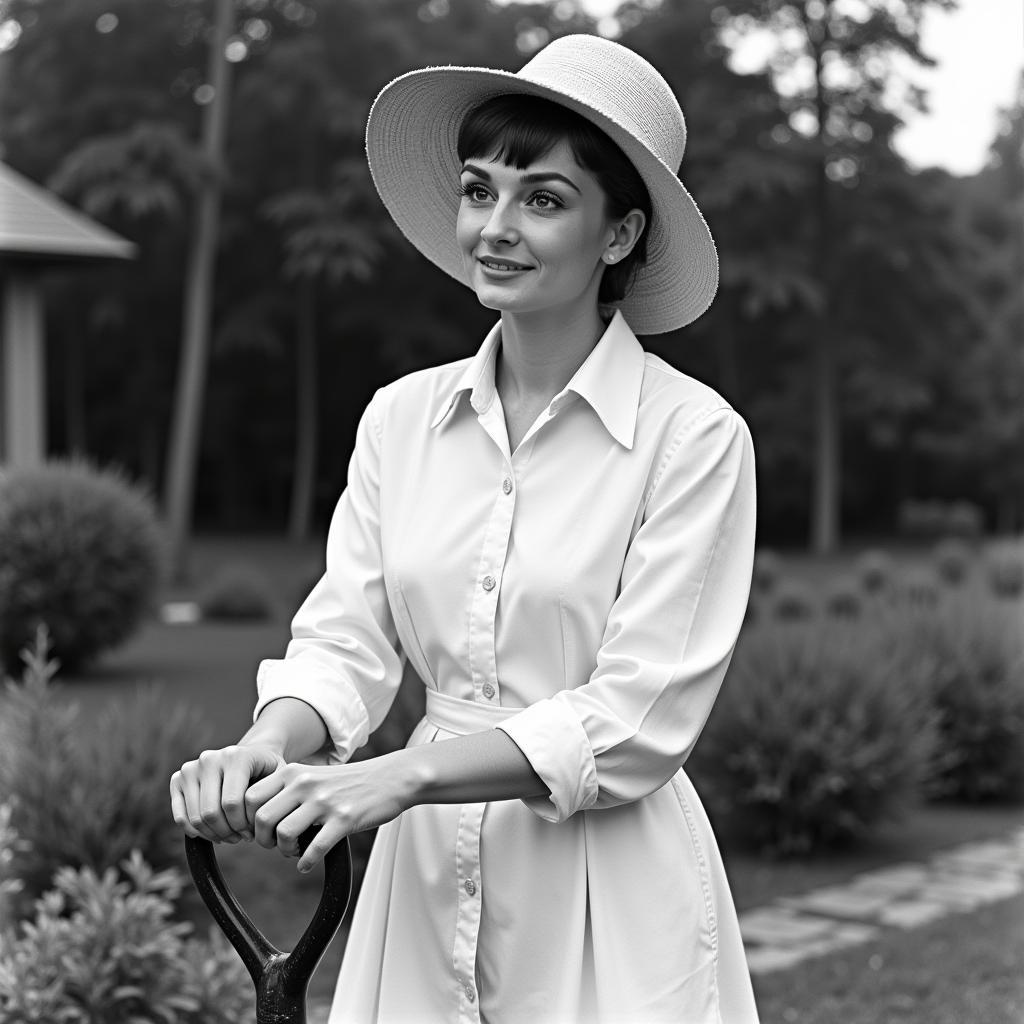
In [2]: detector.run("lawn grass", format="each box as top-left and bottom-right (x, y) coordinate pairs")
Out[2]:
(752, 895), (1024, 1024)
(9, 531), (1023, 1009)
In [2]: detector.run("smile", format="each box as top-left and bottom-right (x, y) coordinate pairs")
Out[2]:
(478, 257), (532, 272)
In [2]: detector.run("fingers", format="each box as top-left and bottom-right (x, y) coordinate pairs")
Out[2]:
(296, 820), (347, 875)
(247, 772), (292, 849)
(221, 756), (257, 838)
(171, 747), (260, 843)
(169, 772), (202, 838)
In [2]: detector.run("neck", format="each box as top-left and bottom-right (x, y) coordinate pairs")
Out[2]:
(495, 303), (608, 407)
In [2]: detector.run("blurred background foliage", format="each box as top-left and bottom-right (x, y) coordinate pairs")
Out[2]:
(0, 0), (1020, 552)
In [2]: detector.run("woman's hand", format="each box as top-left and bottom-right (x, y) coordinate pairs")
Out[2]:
(244, 756), (411, 873)
(170, 744), (286, 843)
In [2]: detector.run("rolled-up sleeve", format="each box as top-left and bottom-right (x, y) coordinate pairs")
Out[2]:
(498, 407), (756, 822)
(253, 391), (404, 764)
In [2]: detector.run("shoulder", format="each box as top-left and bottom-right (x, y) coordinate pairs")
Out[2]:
(638, 352), (749, 443)
(366, 354), (474, 432)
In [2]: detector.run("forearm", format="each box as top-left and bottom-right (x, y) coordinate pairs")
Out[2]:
(388, 728), (549, 808)
(240, 696), (329, 763)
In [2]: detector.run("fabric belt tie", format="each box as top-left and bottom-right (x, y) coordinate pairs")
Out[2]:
(424, 688), (521, 735)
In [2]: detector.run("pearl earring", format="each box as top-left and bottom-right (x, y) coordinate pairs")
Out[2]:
(604, 253), (617, 263)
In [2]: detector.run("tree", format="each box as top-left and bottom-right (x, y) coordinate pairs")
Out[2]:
(707, 0), (957, 551)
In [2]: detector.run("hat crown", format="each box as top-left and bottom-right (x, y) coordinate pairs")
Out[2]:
(516, 35), (687, 172)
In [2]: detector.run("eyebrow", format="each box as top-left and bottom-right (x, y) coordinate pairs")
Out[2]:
(460, 163), (582, 195)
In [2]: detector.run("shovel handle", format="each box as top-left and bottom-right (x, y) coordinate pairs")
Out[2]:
(185, 829), (352, 1019)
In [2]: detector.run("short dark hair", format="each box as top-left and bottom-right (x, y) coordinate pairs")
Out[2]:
(456, 94), (651, 306)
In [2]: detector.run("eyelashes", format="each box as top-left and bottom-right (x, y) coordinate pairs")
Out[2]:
(457, 183), (564, 210)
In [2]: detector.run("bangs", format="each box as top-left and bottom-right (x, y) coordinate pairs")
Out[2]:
(457, 94), (605, 171)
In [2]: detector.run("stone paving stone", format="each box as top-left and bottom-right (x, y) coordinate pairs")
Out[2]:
(738, 907), (836, 947)
(920, 873), (1022, 908)
(849, 864), (930, 897)
(790, 921), (881, 959)
(877, 899), (950, 929)
(745, 944), (814, 974)
(779, 884), (892, 921)
(931, 840), (1020, 874)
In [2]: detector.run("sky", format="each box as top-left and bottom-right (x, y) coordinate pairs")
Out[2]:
(578, 0), (1024, 176)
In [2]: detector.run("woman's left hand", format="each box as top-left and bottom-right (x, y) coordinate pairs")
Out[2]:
(244, 756), (409, 873)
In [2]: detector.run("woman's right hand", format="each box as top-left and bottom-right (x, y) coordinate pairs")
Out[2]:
(170, 744), (286, 843)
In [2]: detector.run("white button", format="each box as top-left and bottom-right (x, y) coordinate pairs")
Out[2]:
(464, 878), (477, 896)
(482, 683), (495, 699)
(502, 477), (513, 494)
(482, 575), (496, 592)
(465, 986), (476, 1003)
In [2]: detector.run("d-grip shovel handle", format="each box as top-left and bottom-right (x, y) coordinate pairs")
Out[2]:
(185, 829), (352, 1024)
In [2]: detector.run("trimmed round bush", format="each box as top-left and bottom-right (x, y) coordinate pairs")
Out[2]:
(689, 618), (939, 856)
(0, 460), (164, 671)
(933, 537), (973, 586)
(197, 563), (277, 622)
(856, 549), (893, 595)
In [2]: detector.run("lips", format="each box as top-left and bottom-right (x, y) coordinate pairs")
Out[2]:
(477, 256), (532, 271)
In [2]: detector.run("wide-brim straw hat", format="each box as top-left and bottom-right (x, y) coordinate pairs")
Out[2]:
(365, 34), (718, 336)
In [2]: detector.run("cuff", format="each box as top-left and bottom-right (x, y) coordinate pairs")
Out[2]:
(496, 697), (599, 823)
(254, 657), (370, 765)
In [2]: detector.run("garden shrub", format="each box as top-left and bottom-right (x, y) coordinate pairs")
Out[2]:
(0, 851), (249, 1023)
(897, 599), (1024, 802)
(769, 580), (816, 621)
(823, 577), (862, 619)
(986, 546), (1024, 600)
(689, 618), (939, 856)
(197, 562), (277, 622)
(897, 567), (941, 608)
(0, 630), (213, 903)
(0, 459), (165, 672)
(0, 804), (27, 930)
(933, 537), (973, 586)
(856, 549), (893, 595)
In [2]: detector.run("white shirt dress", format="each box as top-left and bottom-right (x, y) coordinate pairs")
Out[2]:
(254, 311), (761, 1023)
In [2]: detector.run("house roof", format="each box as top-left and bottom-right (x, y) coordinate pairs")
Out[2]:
(0, 160), (136, 264)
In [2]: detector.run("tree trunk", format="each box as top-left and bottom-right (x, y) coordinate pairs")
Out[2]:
(808, 8), (839, 554)
(163, 0), (234, 579)
(288, 278), (318, 541)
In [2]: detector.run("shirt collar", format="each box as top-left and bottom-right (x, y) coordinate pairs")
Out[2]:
(429, 310), (645, 450)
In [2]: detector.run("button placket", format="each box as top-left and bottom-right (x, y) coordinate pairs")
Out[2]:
(453, 803), (486, 1024)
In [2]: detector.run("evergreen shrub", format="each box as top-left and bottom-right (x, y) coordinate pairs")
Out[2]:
(823, 577), (862, 619)
(198, 563), (277, 621)
(689, 618), (939, 856)
(0, 852), (249, 1023)
(0, 459), (165, 671)
(0, 631), (212, 903)
(899, 600), (1024, 802)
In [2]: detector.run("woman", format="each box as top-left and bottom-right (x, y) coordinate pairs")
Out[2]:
(171, 34), (760, 1023)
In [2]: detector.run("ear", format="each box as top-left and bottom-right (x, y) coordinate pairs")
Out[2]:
(603, 209), (647, 266)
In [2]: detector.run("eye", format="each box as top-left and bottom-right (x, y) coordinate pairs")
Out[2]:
(528, 190), (563, 210)
(459, 182), (491, 203)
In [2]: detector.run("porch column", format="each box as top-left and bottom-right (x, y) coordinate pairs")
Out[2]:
(2, 273), (46, 466)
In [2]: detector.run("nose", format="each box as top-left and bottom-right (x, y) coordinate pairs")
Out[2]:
(479, 198), (520, 246)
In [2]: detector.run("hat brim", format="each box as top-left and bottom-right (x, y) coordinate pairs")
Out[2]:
(365, 64), (718, 335)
